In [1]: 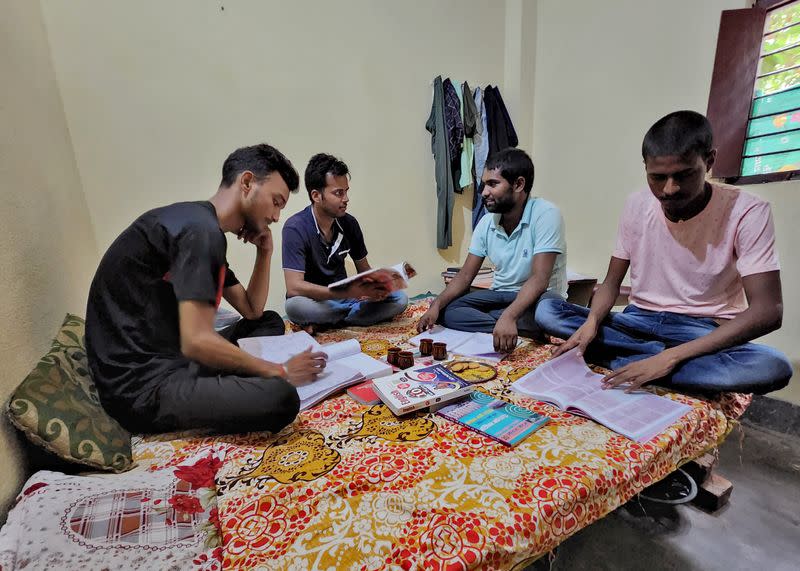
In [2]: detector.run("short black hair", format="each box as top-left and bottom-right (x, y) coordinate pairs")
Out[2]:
(484, 148), (535, 193)
(304, 153), (350, 201)
(220, 143), (299, 192)
(642, 111), (714, 161)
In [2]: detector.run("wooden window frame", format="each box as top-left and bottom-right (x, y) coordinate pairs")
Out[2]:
(707, 0), (800, 184)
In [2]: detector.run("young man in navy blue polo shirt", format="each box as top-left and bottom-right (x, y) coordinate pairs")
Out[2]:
(282, 153), (408, 331)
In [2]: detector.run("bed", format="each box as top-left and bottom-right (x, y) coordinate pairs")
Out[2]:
(0, 297), (749, 570)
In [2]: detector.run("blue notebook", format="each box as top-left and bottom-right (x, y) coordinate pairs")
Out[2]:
(436, 391), (550, 447)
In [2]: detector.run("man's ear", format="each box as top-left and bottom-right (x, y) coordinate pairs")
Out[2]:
(514, 176), (526, 193)
(240, 171), (255, 195)
(310, 189), (322, 204)
(705, 149), (717, 172)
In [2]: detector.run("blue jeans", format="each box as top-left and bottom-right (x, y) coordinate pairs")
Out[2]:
(284, 291), (408, 327)
(534, 299), (792, 394)
(440, 289), (564, 337)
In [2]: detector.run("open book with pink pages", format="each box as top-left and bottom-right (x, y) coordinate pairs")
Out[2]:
(327, 261), (416, 293)
(238, 331), (393, 411)
(510, 348), (692, 442)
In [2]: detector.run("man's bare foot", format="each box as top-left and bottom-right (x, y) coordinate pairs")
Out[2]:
(302, 324), (317, 336)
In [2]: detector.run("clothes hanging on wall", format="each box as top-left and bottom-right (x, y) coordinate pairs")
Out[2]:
(426, 77), (518, 248)
(459, 81), (478, 192)
(484, 85), (519, 154)
(442, 79), (464, 163)
(472, 86), (489, 229)
(443, 78), (464, 197)
(473, 85), (519, 227)
(426, 75), (456, 249)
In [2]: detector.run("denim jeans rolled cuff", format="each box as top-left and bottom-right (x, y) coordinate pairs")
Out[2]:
(285, 291), (408, 327)
(533, 298), (793, 395)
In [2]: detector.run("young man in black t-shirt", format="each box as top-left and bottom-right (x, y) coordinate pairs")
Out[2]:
(86, 144), (327, 434)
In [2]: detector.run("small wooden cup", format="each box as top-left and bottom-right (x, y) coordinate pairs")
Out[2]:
(397, 350), (415, 369)
(387, 347), (401, 366)
(419, 338), (434, 356)
(432, 342), (447, 361)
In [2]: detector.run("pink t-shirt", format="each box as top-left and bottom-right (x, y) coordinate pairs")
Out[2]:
(613, 183), (780, 319)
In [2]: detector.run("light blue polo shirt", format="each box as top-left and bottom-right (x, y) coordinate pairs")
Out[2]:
(469, 197), (567, 297)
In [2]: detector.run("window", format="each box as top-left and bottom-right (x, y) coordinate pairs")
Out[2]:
(744, 1), (800, 176)
(707, 0), (800, 183)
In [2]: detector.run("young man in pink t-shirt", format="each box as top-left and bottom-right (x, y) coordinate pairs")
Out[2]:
(535, 111), (791, 394)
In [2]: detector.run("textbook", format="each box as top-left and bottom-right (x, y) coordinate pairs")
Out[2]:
(408, 325), (521, 362)
(346, 380), (382, 405)
(328, 261), (417, 293)
(510, 348), (692, 443)
(372, 364), (474, 415)
(436, 391), (550, 447)
(238, 331), (393, 410)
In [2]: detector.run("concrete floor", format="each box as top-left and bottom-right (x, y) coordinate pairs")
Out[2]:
(528, 422), (800, 571)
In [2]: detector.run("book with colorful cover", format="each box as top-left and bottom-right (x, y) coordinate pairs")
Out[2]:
(436, 391), (550, 447)
(328, 261), (416, 293)
(372, 364), (474, 415)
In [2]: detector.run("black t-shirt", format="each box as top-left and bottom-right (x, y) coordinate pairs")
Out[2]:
(85, 201), (239, 413)
(281, 205), (368, 287)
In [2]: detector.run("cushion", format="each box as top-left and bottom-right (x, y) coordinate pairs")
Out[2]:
(6, 314), (133, 472)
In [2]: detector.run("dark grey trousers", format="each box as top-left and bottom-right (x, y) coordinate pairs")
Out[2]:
(127, 311), (299, 434)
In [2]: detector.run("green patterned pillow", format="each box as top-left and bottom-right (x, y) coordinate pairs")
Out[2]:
(6, 314), (133, 472)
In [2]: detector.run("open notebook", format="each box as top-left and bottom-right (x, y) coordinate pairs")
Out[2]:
(408, 325), (520, 362)
(238, 332), (393, 410)
(510, 348), (691, 442)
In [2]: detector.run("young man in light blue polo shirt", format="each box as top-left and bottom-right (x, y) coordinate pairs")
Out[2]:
(417, 148), (567, 352)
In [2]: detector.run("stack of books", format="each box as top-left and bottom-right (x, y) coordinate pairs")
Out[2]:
(441, 266), (494, 289)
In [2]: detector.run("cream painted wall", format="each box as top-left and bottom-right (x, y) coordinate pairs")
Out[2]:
(533, 0), (800, 405)
(3, 0), (795, 528)
(39, 0), (526, 305)
(0, 1), (99, 520)
(503, 0), (538, 152)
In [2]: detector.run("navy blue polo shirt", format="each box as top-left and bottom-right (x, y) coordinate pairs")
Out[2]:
(282, 205), (368, 287)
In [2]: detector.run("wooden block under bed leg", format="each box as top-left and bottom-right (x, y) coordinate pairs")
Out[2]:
(692, 472), (734, 512)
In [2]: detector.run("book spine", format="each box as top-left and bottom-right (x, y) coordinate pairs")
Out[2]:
(398, 399), (437, 415)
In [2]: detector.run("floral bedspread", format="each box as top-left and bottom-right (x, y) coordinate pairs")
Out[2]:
(0, 298), (749, 570)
